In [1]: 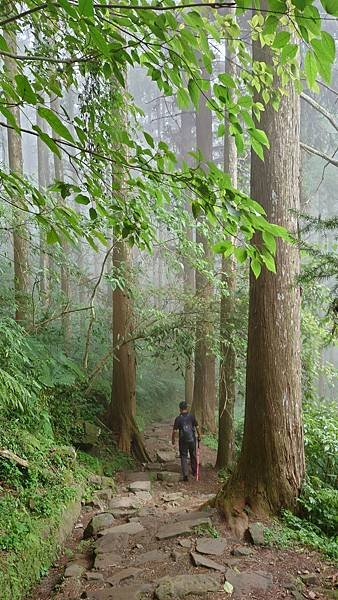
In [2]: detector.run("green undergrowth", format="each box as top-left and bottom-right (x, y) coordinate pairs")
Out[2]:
(0, 318), (133, 599)
(265, 511), (338, 562)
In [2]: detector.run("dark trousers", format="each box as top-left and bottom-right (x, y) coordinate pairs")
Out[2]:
(179, 439), (197, 478)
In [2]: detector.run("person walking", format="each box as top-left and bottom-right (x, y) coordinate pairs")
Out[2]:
(172, 401), (201, 482)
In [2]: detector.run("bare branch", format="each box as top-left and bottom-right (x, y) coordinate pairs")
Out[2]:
(301, 93), (338, 133)
(300, 142), (338, 168)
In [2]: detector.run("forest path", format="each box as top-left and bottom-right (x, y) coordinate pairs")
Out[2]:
(28, 421), (336, 600)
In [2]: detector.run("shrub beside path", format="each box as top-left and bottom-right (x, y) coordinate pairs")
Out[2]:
(28, 421), (337, 600)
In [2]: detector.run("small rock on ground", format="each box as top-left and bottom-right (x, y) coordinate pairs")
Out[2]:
(248, 522), (265, 545)
(84, 512), (115, 538)
(231, 546), (254, 556)
(64, 563), (85, 578)
(156, 450), (176, 463)
(195, 537), (227, 556)
(157, 471), (181, 483)
(94, 532), (129, 554)
(190, 551), (225, 572)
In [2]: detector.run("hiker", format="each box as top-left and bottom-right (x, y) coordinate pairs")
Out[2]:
(172, 401), (201, 482)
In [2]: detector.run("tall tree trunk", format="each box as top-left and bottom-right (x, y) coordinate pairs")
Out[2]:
(216, 31), (238, 470)
(181, 109), (195, 406)
(50, 95), (71, 350)
(4, 32), (29, 326)
(37, 110), (50, 299)
(109, 239), (149, 461)
(192, 72), (216, 433)
(218, 33), (304, 522)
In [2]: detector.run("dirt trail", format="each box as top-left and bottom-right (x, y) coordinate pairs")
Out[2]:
(28, 421), (336, 600)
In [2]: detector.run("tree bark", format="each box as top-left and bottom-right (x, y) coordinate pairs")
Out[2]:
(180, 109), (195, 406)
(3, 32), (29, 326)
(216, 32), (238, 469)
(50, 94), (71, 350)
(192, 74), (216, 433)
(218, 33), (304, 520)
(109, 239), (149, 461)
(37, 110), (50, 299)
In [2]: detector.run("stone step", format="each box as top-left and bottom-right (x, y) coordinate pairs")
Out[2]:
(156, 516), (212, 540)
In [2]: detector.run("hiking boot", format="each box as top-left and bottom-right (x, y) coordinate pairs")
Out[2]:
(183, 476), (188, 482)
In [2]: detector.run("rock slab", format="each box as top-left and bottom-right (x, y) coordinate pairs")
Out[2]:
(155, 574), (221, 599)
(191, 552), (225, 572)
(107, 567), (142, 586)
(129, 480), (151, 492)
(156, 517), (211, 540)
(84, 512), (115, 538)
(64, 563), (85, 578)
(195, 537), (226, 556)
(248, 522), (265, 545)
(225, 568), (273, 594)
(94, 532), (129, 554)
(100, 521), (144, 536)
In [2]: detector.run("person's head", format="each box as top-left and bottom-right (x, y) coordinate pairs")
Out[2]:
(179, 401), (188, 414)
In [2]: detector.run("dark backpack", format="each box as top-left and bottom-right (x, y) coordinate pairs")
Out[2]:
(180, 414), (195, 444)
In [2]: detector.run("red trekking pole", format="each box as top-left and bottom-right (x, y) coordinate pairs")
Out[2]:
(196, 439), (200, 481)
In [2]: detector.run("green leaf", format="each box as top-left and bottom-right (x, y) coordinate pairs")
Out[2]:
(0, 105), (19, 130)
(281, 44), (298, 64)
(251, 258), (262, 278)
(218, 72), (236, 88)
(89, 207), (97, 220)
(320, 32), (336, 64)
(38, 106), (74, 143)
(78, 0), (94, 17)
(321, 0), (338, 15)
(262, 250), (276, 273)
(234, 246), (247, 263)
(213, 240), (233, 254)
(177, 88), (191, 109)
(47, 227), (60, 244)
(33, 126), (61, 158)
(0, 34), (9, 51)
(143, 131), (154, 148)
(304, 51), (318, 90)
(273, 31), (291, 49)
(75, 193), (90, 205)
(250, 128), (270, 148)
(262, 230), (276, 255)
(15, 74), (37, 104)
(188, 79), (200, 109)
(251, 139), (264, 161)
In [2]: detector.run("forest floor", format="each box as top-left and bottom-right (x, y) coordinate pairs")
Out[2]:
(28, 421), (337, 600)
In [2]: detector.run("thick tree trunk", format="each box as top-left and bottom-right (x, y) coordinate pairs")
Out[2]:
(4, 32), (29, 326)
(109, 239), (149, 461)
(50, 95), (71, 350)
(218, 35), (304, 521)
(216, 33), (238, 470)
(192, 74), (216, 433)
